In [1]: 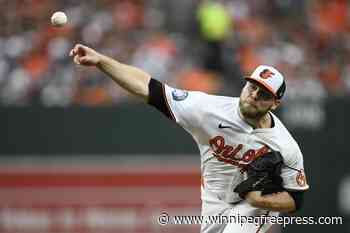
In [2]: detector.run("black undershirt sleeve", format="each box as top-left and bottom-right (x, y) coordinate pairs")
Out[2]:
(148, 78), (175, 120)
(269, 112), (275, 127)
(288, 190), (304, 211)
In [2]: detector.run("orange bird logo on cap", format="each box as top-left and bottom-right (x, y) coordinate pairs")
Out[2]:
(259, 69), (275, 79)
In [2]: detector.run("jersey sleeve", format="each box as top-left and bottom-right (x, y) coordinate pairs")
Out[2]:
(148, 78), (206, 132)
(280, 147), (309, 191)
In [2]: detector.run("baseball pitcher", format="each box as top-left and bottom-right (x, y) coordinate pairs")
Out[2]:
(69, 44), (309, 233)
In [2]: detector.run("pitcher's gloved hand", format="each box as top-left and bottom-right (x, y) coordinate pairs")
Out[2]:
(234, 151), (285, 199)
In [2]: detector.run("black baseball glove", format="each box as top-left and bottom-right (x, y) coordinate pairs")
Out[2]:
(234, 151), (285, 199)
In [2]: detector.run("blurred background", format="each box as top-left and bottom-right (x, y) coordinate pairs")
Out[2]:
(0, 0), (349, 232)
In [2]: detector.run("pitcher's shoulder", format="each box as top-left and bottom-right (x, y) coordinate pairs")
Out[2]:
(270, 114), (304, 162)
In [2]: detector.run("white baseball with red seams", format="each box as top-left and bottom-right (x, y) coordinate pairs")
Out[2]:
(162, 84), (309, 233)
(51, 11), (67, 27)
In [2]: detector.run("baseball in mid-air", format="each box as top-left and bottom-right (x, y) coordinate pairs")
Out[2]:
(51, 11), (67, 27)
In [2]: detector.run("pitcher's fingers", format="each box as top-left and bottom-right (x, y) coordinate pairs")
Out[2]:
(76, 44), (88, 52)
(79, 57), (88, 63)
(70, 44), (83, 55)
(69, 49), (75, 57)
(73, 55), (81, 65)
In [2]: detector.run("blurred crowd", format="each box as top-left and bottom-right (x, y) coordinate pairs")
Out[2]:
(0, 0), (349, 107)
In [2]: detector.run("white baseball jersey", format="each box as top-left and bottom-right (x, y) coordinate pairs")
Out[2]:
(152, 82), (309, 233)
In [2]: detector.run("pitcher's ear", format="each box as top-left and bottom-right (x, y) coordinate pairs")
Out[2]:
(271, 99), (281, 110)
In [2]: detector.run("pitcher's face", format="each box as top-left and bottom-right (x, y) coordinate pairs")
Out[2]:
(239, 81), (280, 118)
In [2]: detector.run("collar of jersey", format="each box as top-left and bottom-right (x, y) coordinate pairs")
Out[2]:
(235, 106), (276, 133)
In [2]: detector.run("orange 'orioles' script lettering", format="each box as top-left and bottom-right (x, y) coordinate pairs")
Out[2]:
(209, 136), (269, 168)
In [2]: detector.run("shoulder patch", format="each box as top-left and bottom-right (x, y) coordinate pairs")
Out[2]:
(171, 89), (188, 101)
